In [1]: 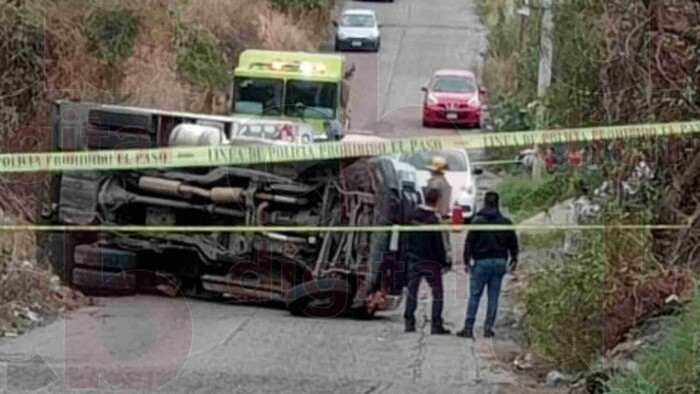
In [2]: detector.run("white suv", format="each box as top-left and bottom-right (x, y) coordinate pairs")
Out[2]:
(334, 9), (381, 52)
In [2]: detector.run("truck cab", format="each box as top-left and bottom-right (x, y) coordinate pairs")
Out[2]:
(231, 50), (351, 142)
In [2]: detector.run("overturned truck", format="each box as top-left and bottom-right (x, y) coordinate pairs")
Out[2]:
(41, 102), (422, 317)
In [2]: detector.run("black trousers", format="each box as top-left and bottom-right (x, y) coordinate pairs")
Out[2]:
(403, 261), (444, 328)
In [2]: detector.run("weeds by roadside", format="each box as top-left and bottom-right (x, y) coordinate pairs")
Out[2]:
(519, 230), (566, 251)
(606, 293), (700, 394)
(523, 231), (606, 369)
(497, 170), (598, 223)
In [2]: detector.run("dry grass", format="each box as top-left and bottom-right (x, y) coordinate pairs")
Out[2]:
(183, 0), (264, 55)
(183, 0), (320, 54)
(257, 2), (317, 51)
(43, 0), (331, 113)
(482, 53), (520, 97)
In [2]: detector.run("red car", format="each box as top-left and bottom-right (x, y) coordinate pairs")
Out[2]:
(421, 69), (486, 129)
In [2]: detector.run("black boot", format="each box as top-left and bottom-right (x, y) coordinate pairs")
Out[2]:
(431, 326), (451, 335)
(456, 326), (473, 338)
(405, 321), (416, 333)
(484, 327), (495, 338)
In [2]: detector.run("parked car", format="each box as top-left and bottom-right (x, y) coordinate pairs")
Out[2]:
(397, 149), (482, 221)
(334, 9), (382, 52)
(421, 69), (487, 129)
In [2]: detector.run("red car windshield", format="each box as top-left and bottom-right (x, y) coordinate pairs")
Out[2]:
(432, 76), (476, 93)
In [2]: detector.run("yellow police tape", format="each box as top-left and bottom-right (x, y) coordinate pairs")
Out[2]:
(11, 223), (691, 233)
(1, 121), (698, 173)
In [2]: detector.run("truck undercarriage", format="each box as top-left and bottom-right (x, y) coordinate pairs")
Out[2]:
(43, 102), (420, 317)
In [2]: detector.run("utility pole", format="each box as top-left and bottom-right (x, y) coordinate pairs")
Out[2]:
(536, 0), (554, 129)
(517, 0), (530, 51)
(531, 0), (554, 180)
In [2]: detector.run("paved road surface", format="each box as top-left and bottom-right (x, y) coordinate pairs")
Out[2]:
(0, 1), (522, 392)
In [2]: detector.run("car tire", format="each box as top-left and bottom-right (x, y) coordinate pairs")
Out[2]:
(422, 119), (432, 128)
(286, 278), (352, 318)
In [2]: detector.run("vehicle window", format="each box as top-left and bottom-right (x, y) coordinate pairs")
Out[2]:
(431, 76), (476, 94)
(341, 14), (376, 27)
(234, 77), (284, 116)
(285, 80), (338, 120)
(400, 150), (468, 172)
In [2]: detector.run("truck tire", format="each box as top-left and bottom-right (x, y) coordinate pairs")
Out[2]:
(72, 268), (137, 295)
(286, 278), (352, 318)
(74, 244), (138, 271)
(46, 232), (95, 285)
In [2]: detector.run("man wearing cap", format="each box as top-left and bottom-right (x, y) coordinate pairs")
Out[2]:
(427, 156), (452, 219)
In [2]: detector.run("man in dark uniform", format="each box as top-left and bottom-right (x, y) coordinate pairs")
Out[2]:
(403, 188), (451, 334)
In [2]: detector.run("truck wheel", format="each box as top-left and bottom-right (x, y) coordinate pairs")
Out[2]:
(286, 278), (352, 318)
(47, 232), (95, 285)
(74, 244), (138, 271)
(72, 268), (137, 295)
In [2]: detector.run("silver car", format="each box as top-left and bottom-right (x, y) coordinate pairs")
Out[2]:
(334, 9), (381, 52)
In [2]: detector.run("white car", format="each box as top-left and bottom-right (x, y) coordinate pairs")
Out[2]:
(397, 150), (482, 221)
(334, 9), (381, 52)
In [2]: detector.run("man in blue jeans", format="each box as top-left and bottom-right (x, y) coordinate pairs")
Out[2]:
(457, 192), (519, 338)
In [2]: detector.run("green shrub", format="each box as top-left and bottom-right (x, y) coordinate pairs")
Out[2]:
(523, 231), (606, 368)
(269, 0), (326, 12)
(498, 170), (600, 222)
(607, 294), (700, 394)
(84, 8), (139, 63)
(175, 26), (232, 89)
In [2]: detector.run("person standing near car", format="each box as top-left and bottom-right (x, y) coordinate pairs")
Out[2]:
(403, 188), (451, 335)
(427, 156), (452, 219)
(457, 191), (518, 339)
(426, 155), (454, 269)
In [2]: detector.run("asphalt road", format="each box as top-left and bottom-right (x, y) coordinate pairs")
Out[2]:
(0, 1), (520, 393)
(343, 0), (487, 142)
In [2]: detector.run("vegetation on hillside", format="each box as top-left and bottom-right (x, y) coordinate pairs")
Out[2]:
(478, 0), (700, 388)
(38, 0), (335, 114)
